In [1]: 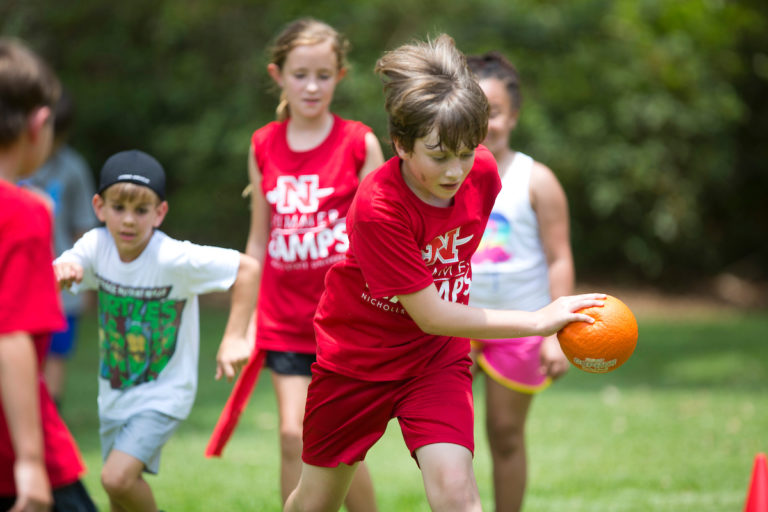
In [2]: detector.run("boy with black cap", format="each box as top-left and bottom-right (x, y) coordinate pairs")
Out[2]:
(54, 149), (261, 512)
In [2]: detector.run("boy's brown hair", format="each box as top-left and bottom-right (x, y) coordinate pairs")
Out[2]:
(0, 38), (60, 147)
(101, 182), (164, 205)
(375, 34), (489, 155)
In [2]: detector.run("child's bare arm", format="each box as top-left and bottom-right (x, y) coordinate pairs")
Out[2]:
(215, 253), (261, 382)
(397, 286), (605, 339)
(245, 145), (270, 261)
(358, 131), (385, 181)
(0, 333), (52, 510)
(53, 261), (83, 291)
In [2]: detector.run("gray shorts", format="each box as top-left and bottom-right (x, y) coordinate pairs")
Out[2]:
(100, 410), (181, 474)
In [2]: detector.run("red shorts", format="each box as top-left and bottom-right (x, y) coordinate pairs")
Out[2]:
(302, 362), (475, 467)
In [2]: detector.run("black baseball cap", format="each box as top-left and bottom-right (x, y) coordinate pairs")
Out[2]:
(98, 149), (166, 200)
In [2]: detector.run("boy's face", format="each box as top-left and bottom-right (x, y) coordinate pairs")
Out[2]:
(395, 129), (476, 207)
(93, 186), (168, 262)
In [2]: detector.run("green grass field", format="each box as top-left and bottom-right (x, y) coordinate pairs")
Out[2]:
(60, 306), (768, 511)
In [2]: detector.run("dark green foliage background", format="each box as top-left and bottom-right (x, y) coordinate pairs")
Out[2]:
(3, 0), (766, 285)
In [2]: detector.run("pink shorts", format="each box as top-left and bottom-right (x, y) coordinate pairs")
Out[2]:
(472, 336), (551, 394)
(302, 362), (475, 467)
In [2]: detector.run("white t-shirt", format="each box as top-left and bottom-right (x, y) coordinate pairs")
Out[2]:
(470, 152), (551, 312)
(56, 228), (240, 421)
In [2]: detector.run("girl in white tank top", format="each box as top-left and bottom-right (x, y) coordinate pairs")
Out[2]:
(471, 151), (551, 311)
(467, 51), (576, 512)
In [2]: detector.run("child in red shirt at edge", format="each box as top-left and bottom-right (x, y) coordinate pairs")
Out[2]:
(284, 34), (605, 512)
(0, 38), (96, 511)
(245, 18), (384, 510)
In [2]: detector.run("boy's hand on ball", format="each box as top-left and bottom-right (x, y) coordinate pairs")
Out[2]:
(537, 293), (607, 335)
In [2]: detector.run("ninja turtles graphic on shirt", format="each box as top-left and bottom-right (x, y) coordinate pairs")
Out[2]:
(96, 282), (185, 390)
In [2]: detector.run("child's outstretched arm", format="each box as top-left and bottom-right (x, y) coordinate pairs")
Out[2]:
(53, 261), (83, 291)
(215, 253), (261, 382)
(398, 286), (605, 340)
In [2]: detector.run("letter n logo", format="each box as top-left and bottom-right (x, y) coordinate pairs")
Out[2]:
(266, 175), (334, 214)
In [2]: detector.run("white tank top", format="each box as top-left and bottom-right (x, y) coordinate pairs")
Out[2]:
(469, 152), (551, 311)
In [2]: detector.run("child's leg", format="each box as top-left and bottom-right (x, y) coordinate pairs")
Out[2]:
(99, 411), (180, 512)
(284, 462), (358, 512)
(297, 364), (397, 511)
(101, 450), (157, 512)
(272, 367), (379, 511)
(396, 363), (478, 511)
(485, 377), (533, 512)
(272, 371), (311, 502)
(477, 336), (546, 512)
(415, 443), (482, 512)
(344, 462), (378, 512)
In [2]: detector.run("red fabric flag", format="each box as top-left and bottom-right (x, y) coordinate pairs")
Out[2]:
(205, 348), (266, 457)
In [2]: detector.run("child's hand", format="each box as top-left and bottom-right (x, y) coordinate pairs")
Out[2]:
(215, 335), (253, 382)
(536, 293), (606, 336)
(53, 261), (83, 290)
(539, 334), (569, 379)
(11, 457), (52, 512)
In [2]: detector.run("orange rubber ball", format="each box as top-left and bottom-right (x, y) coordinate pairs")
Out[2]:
(557, 295), (638, 373)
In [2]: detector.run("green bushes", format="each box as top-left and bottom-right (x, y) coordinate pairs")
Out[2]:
(3, 0), (766, 283)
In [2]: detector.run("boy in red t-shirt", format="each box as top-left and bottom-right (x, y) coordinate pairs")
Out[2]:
(284, 35), (605, 512)
(0, 38), (96, 511)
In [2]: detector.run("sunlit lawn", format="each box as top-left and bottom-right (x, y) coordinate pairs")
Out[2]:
(61, 304), (768, 511)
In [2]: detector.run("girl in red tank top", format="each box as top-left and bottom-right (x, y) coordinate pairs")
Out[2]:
(243, 18), (384, 509)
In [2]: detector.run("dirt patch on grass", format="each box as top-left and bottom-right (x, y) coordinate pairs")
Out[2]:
(578, 274), (768, 320)
(201, 274), (767, 320)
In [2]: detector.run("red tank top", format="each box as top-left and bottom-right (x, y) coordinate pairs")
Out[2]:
(252, 115), (372, 353)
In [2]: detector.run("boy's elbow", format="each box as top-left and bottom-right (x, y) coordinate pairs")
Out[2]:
(398, 289), (450, 336)
(236, 254), (260, 283)
(412, 315), (442, 336)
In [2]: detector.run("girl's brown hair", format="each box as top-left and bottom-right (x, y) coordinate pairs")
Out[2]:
(466, 51), (522, 112)
(269, 18), (349, 122)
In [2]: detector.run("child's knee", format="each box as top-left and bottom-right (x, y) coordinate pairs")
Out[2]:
(487, 408), (525, 437)
(285, 484), (346, 512)
(279, 425), (303, 457)
(424, 466), (479, 510)
(101, 462), (138, 497)
(487, 424), (525, 458)
(430, 466), (473, 492)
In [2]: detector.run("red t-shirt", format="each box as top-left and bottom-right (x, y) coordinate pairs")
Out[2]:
(0, 181), (85, 495)
(314, 145), (501, 380)
(252, 115), (372, 354)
